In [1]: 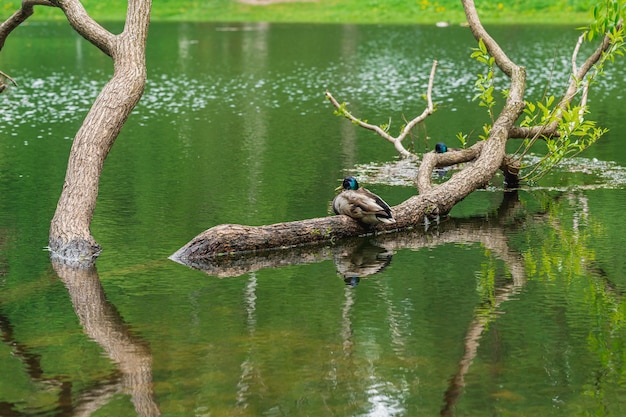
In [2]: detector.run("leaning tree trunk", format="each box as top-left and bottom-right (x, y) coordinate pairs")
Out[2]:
(1, 1), (151, 264)
(48, 0), (151, 263)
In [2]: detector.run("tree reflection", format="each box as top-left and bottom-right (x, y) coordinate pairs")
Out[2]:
(0, 304), (76, 415)
(173, 190), (541, 415)
(175, 191), (529, 414)
(52, 261), (160, 417)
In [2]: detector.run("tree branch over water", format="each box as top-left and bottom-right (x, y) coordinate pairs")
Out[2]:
(325, 60), (438, 159)
(172, 0), (622, 262)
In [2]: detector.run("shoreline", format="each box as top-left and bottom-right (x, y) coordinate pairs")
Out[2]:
(22, 4), (592, 26)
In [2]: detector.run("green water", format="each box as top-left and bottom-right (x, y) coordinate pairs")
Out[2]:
(1, 22), (626, 416)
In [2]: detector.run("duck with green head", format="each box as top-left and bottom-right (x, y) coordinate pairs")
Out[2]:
(435, 142), (448, 153)
(435, 142), (462, 153)
(332, 176), (396, 225)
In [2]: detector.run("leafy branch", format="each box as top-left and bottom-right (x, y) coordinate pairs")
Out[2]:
(471, 38), (496, 123)
(517, 2), (624, 182)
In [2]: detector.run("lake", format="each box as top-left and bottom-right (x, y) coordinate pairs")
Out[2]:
(1, 20), (626, 416)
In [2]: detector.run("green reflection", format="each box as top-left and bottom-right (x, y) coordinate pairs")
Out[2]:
(1, 22), (626, 417)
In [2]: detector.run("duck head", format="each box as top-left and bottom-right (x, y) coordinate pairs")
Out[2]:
(336, 176), (359, 191)
(435, 142), (448, 153)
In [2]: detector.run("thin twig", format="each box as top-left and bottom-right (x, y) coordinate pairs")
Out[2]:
(572, 32), (586, 74)
(398, 60), (437, 141)
(0, 70), (18, 86)
(325, 60), (438, 159)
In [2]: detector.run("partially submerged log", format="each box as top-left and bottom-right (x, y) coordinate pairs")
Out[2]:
(171, 217), (367, 260)
(170, 145), (522, 263)
(170, 193), (528, 278)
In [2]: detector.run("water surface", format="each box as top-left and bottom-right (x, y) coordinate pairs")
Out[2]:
(1, 22), (626, 416)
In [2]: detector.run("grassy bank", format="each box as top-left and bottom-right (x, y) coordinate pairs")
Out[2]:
(23, 0), (594, 25)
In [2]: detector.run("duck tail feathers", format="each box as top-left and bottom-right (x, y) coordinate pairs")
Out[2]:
(377, 216), (396, 224)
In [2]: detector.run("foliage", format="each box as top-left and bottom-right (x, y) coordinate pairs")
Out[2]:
(461, 38), (497, 147)
(519, 99), (608, 182)
(517, 0), (624, 182)
(470, 38), (497, 124)
(587, 0), (625, 41)
(455, 131), (468, 148)
(460, 0), (625, 184)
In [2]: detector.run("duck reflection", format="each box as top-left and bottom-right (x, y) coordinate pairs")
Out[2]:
(333, 239), (393, 286)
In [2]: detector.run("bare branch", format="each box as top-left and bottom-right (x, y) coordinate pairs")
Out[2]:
(416, 141), (521, 194)
(326, 60), (438, 159)
(0, 1), (55, 50)
(557, 24), (618, 117)
(53, 0), (116, 56)
(417, 145), (482, 194)
(0, 1), (117, 56)
(568, 31), (593, 123)
(572, 32), (586, 74)
(325, 91), (412, 156)
(399, 60), (437, 140)
(0, 70), (18, 86)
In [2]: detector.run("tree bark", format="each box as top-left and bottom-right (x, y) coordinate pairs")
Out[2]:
(45, 0), (151, 263)
(1, 1), (151, 264)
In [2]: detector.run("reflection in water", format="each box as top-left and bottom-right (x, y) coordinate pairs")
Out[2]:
(241, 23), (270, 222)
(334, 239), (393, 286)
(0, 303), (73, 415)
(52, 261), (161, 417)
(235, 273), (262, 413)
(178, 191), (534, 416)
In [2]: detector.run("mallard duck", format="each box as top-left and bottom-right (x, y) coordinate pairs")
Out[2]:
(332, 176), (396, 225)
(435, 142), (461, 153)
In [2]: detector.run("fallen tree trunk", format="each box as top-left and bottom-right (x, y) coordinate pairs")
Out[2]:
(172, 0), (526, 262)
(171, 190), (529, 278)
(171, 143), (522, 261)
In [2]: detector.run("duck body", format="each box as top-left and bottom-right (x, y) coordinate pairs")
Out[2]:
(332, 176), (396, 225)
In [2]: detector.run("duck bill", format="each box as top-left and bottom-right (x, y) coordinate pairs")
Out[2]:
(334, 185), (343, 192)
